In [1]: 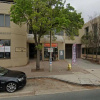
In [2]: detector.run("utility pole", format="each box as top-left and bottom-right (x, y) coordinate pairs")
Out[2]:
(49, 30), (52, 72)
(49, 0), (52, 72)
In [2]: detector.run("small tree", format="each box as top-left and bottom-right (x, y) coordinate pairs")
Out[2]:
(81, 33), (93, 59)
(10, 0), (84, 70)
(89, 16), (100, 61)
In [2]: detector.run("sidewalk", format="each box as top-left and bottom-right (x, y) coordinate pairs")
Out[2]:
(8, 59), (100, 86)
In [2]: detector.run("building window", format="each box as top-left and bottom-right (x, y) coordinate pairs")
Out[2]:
(54, 29), (64, 36)
(0, 40), (11, 59)
(85, 27), (89, 35)
(0, 14), (10, 27)
(66, 28), (79, 36)
(29, 30), (32, 34)
(92, 23), (97, 36)
(55, 31), (64, 36)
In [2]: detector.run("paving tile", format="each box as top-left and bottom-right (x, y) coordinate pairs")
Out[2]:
(78, 78), (92, 85)
(8, 59), (100, 86)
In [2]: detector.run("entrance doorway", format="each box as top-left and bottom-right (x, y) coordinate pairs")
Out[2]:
(29, 43), (37, 59)
(65, 44), (81, 59)
(76, 44), (81, 58)
(65, 44), (72, 59)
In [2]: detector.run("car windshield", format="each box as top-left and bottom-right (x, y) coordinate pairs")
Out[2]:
(0, 67), (8, 76)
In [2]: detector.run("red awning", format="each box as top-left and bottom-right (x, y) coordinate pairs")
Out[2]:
(44, 43), (58, 47)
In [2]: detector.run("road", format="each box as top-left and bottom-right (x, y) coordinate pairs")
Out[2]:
(1, 89), (100, 100)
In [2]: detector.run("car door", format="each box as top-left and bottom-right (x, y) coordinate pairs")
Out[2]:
(0, 75), (6, 90)
(0, 75), (2, 89)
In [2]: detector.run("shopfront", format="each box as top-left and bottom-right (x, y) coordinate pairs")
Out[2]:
(44, 43), (58, 60)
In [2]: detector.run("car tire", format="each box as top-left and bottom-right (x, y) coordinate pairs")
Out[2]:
(6, 82), (17, 93)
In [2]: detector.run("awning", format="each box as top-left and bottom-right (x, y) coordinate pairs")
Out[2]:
(44, 43), (58, 47)
(27, 34), (64, 43)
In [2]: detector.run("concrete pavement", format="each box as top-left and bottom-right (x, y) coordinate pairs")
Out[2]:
(9, 59), (100, 86)
(0, 59), (100, 98)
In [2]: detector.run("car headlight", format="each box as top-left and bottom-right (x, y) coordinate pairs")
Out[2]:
(18, 77), (24, 81)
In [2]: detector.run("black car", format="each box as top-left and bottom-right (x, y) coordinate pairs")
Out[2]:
(0, 67), (26, 93)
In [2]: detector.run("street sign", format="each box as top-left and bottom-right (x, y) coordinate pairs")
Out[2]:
(48, 48), (53, 52)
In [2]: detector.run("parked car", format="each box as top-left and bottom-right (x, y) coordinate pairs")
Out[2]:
(0, 66), (26, 93)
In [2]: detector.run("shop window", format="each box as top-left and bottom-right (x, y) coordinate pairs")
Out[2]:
(0, 40), (11, 59)
(5, 52), (10, 58)
(85, 27), (89, 35)
(44, 47), (50, 59)
(44, 43), (58, 60)
(0, 14), (10, 27)
(0, 53), (4, 58)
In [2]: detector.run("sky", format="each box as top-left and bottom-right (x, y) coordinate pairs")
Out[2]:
(66, 0), (100, 23)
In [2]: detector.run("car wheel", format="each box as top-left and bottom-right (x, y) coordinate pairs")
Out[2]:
(6, 82), (17, 93)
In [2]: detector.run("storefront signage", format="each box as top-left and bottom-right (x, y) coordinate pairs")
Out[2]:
(0, 32), (11, 35)
(72, 44), (76, 65)
(48, 48), (53, 52)
(60, 51), (63, 55)
(0, 46), (10, 52)
(44, 43), (58, 47)
(15, 47), (26, 52)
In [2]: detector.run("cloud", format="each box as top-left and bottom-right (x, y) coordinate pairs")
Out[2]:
(66, 0), (100, 23)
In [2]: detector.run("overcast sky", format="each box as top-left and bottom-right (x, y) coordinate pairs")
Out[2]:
(66, 0), (100, 23)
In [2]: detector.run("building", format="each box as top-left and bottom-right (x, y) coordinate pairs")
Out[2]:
(81, 16), (100, 59)
(0, 1), (84, 67)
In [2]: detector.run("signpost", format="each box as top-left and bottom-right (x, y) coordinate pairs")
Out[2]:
(49, 31), (52, 72)
(72, 44), (76, 66)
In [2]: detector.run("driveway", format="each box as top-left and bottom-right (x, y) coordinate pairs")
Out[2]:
(66, 58), (100, 69)
(66, 58), (100, 79)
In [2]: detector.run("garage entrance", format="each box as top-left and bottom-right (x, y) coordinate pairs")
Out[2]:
(65, 44), (81, 59)
(65, 44), (72, 59)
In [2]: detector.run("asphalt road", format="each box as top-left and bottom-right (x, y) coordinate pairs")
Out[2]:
(1, 89), (100, 100)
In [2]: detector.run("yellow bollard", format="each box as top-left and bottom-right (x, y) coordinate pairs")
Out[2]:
(68, 63), (71, 70)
